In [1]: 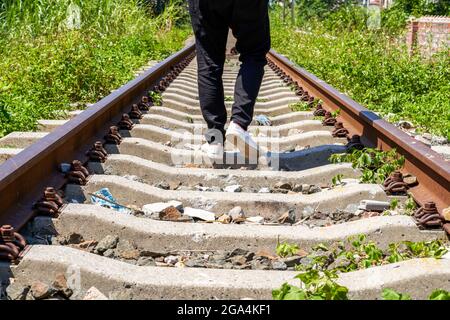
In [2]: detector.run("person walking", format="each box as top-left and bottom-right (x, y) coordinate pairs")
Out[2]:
(187, 0), (271, 159)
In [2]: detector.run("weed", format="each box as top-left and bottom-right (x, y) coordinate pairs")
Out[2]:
(329, 148), (405, 184)
(276, 241), (299, 258)
(289, 101), (311, 112)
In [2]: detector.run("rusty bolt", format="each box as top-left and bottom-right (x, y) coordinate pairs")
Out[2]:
(322, 111), (337, 126)
(118, 114), (134, 130)
(0, 225), (15, 243)
(139, 96), (153, 111)
(86, 141), (108, 163)
(104, 126), (122, 145)
(129, 104), (143, 120)
(66, 160), (89, 185)
(34, 187), (63, 217)
(313, 103), (326, 117)
(332, 122), (349, 138)
(414, 202), (443, 229)
(383, 171), (409, 194)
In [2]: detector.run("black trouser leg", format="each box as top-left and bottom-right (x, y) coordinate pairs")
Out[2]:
(188, 0), (232, 144)
(230, 0), (271, 131)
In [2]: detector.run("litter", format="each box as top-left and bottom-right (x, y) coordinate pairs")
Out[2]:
(255, 115), (272, 126)
(90, 188), (131, 214)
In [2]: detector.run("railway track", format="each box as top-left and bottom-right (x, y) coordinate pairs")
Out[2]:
(0, 42), (449, 300)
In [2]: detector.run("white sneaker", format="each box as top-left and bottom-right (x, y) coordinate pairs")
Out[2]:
(225, 121), (259, 160)
(201, 142), (223, 159)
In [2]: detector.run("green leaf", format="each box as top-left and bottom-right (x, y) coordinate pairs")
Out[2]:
(382, 288), (411, 300)
(428, 289), (450, 300)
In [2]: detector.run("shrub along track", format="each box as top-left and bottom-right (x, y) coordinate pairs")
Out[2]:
(0, 43), (449, 300)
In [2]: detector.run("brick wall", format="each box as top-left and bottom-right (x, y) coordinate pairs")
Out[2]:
(407, 16), (450, 57)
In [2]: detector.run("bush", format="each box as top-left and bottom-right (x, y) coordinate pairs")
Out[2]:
(270, 10), (450, 139)
(0, 0), (190, 137)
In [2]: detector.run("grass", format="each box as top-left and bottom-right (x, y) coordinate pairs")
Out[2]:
(0, 0), (190, 137)
(270, 9), (450, 140)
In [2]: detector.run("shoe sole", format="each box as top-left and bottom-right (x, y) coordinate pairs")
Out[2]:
(225, 131), (259, 161)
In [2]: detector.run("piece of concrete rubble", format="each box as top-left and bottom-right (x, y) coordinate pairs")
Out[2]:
(164, 255), (179, 265)
(258, 187), (271, 193)
(183, 207), (216, 221)
(224, 184), (242, 193)
(246, 216), (265, 224)
(83, 286), (109, 300)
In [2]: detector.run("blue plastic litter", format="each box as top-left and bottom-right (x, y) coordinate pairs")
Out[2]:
(90, 188), (131, 214)
(255, 115), (272, 126)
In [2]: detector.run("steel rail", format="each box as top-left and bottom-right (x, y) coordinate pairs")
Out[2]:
(267, 49), (450, 214)
(0, 44), (196, 229)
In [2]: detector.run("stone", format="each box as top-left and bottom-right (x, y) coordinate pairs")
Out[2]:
(30, 281), (53, 300)
(136, 256), (156, 266)
(278, 209), (296, 224)
(67, 233), (83, 244)
(76, 240), (98, 251)
(155, 181), (170, 190)
(301, 184), (310, 194)
(422, 133), (433, 140)
(116, 239), (135, 253)
(224, 184), (242, 193)
(185, 259), (205, 268)
(103, 249), (115, 258)
(246, 216), (265, 224)
(443, 207), (450, 222)
(183, 207), (216, 221)
(52, 273), (73, 298)
(258, 187), (271, 193)
(328, 255), (351, 270)
(282, 256), (303, 267)
(164, 255), (179, 265)
(83, 287), (109, 300)
(228, 206), (245, 221)
(217, 214), (231, 224)
(271, 260), (288, 270)
(431, 135), (448, 145)
(230, 248), (249, 257)
(159, 206), (182, 221)
(255, 249), (277, 260)
(95, 235), (119, 254)
(308, 185), (322, 194)
(230, 255), (247, 266)
(250, 260), (270, 270)
(245, 252), (255, 261)
(273, 181), (292, 191)
(397, 120), (413, 130)
(292, 184), (303, 192)
(120, 249), (140, 260)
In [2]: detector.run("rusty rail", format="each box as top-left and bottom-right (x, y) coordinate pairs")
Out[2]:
(267, 49), (450, 214)
(0, 44), (195, 229)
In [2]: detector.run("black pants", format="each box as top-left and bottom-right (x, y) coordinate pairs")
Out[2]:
(188, 0), (271, 144)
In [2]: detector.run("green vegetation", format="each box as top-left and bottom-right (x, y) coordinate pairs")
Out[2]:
(329, 148), (405, 184)
(273, 235), (448, 300)
(382, 288), (450, 300)
(270, 5), (450, 140)
(0, 0), (190, 137)
(289, 101), (311, 112)
(276, 241), (300, 258)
